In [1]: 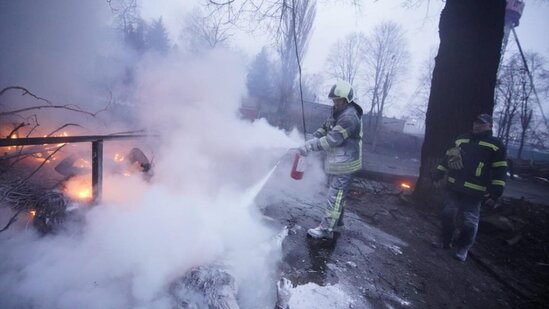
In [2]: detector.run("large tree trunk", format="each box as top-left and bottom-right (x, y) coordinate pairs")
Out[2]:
(412, 0), (506, 208)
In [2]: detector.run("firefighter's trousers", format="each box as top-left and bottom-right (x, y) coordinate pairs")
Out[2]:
(319, 173), (353, 231)
(441, 191), (482, 250)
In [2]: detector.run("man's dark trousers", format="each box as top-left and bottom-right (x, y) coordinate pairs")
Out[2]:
(441, 191), (482, 249)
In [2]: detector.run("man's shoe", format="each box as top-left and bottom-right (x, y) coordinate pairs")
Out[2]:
(454, 247), (468, 262)
(307, 226), (333, 239)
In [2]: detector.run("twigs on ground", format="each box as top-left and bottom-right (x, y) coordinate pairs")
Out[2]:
(19, 145), (65, 184)
(1, 172), (68, 233)
(351, 178), (402, 196)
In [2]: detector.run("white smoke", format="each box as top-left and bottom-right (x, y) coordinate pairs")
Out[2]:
(0, 0), (137, 134)
(0, 0), (116, 96)
(0, 1), (311, 308)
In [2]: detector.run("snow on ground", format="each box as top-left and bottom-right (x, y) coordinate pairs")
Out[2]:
(289, 282), (355, 309)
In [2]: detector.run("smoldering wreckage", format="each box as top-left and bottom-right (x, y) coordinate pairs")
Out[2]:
(0, 134), (244, 308)
(2, 103), (549, 308)
(0, 124), (311, 308)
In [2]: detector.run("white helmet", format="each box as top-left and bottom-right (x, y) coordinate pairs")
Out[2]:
(328, 80), (354, 103)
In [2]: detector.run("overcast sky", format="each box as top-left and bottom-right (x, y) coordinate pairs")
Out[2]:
(141, 0), (549, 118)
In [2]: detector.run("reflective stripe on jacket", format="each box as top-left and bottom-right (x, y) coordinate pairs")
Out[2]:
(312, 102), (363, 175)
(436, 131), (507, 198)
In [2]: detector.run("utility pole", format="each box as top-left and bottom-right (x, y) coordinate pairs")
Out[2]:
(499, 0), (548, 131)
(501, 0), (524, 60)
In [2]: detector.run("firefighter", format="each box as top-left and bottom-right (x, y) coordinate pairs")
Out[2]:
(433, 113), (508, 261)
(299, 80), (363, 239)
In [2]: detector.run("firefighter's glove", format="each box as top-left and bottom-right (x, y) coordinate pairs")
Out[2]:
(298, 145), (309, 156)
(275, 277), (293, 309)
(446, 147), (463, 170)
(482, 193), (498, 210)
(300, 138), (319, 156)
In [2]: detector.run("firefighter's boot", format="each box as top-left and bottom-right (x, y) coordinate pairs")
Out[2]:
(337, 208), (345, 227)
(454, 247), (468, 262)
(307, 226), (333, 239)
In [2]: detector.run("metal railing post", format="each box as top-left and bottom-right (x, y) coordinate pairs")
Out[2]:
(92, 140), (103, 202)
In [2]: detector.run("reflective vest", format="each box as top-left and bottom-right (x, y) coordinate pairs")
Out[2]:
(312, 102), (363, 175)
(436, 131), (508, 198)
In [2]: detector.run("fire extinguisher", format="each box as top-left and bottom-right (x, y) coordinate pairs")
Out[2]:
(290, 151), (306, 180)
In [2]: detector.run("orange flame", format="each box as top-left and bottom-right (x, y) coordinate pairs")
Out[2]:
(57, 132), (68, 146)
(29, 210), (36, 217)
(75, 158), (91, 168)
(400, 182), (411, 190)
(113, 153), (125, 162)
(6, 133), (17, 150)
(78, 188), (92, 200)
(64, 176), (93, 202)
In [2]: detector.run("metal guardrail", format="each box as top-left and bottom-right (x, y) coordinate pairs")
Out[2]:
(0, 134), (148, 202)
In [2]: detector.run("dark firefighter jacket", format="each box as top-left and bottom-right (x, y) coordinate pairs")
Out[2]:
(310, 102), (363, 175)
(435, 131), (508, 198)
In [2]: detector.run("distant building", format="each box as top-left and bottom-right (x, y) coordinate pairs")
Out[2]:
(381, 116), (406, 133)
(403, 117), (425, 136)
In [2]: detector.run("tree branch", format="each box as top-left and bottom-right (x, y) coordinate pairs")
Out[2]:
(6, 122), (29, 138)
(209, 0), (236, 4)
(47, 123), (83, 137)
(18, 145), (66, 184)
(0, 86), (52, 105)
(0, 104), (105, 117)
(1, 86), (110, 118)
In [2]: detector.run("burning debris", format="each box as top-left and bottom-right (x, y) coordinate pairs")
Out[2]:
(1, 89), (153, 234)
(0, 142), (153, 234)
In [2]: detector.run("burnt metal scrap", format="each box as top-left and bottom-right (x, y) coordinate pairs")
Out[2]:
(127, 147), (152, 173)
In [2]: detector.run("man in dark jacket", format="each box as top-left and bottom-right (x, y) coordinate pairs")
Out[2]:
(433, 114), (507, 261)
(299, 80), (363, 239)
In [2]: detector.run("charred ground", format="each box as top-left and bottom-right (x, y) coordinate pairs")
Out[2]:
(261, 175), (548, 308)
(257, 126), (549, 308)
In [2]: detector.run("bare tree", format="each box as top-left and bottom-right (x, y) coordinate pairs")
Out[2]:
(325, 32), (367, 87)
(407, 47), (436, 122)
(495, 52), (546, 158)
(107, 0), (139, 33)
(180, 6), (233, 53)
(205, 0), (324, 24)
(273, 0), (316, 128)
(517, 99), (533, 159)
(413, 0), (506, 206)
(363, 21), (409, 150)
(495, 54), (523, 147)
(301, 73), (324, 102)
(517, 53), (545, 158)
